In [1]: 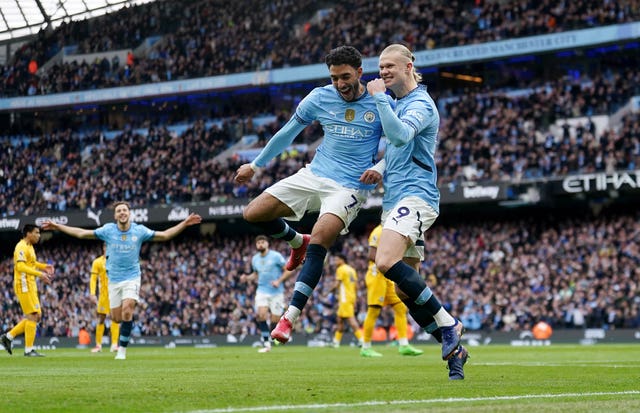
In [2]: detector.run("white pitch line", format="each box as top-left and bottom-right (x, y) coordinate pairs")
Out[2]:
(476, 362), (640, 368)
(186, 390), (640, 413)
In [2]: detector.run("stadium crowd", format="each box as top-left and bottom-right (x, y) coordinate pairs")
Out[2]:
(2, 66), (639, 216)
(0, 210), (638, 340)
(2, 0), (639, 97)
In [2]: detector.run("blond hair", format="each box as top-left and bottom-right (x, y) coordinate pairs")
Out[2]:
(381, 44), (422, 83)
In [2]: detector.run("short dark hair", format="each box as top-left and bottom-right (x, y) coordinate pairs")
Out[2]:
(22, 224), (40, 237)
(112, 201), (130, 210)
(335, 253), (347, 263)
(255, 235), (269, 243)
(325, 46), (362, 69)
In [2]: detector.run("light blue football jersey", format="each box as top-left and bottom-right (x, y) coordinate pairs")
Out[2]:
(251, 250), (286, 295)
(298, 85), (384, 189)
(380, 85), (441, 214)
(253, 84), (385, 190)
(94, 222), (155, 283)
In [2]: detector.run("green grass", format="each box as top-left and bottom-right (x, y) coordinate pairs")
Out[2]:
(2, 344), (639, 413)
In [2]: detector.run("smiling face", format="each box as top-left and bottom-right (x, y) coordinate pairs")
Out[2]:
(378, 50), (412, 94)
(113, 202), (131, 228)
(330, 64), (363, 102)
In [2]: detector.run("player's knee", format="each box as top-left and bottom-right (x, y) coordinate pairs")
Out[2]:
(242, 203), (258, 222)
(375, 258), (394, 274)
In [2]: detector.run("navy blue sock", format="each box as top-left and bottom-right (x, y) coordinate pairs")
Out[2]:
(384, 261), (427, 302)
(257, 320), (270, 343)
(387, 260), (444, 316)
(406, 304), (442, 342)
(289, 244), (327, 310)
(119, 320), (133, 348)
(252, 219), (297, 242)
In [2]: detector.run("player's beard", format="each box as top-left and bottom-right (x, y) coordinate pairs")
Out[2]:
(339, 81), (361, 102)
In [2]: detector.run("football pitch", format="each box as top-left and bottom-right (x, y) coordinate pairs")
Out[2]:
(1, 344), (638, 413)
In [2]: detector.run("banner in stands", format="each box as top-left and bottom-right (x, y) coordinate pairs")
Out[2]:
(0, 182), (514, 232)
(551, 170), (640, 195)
(4, 172), (640, 233)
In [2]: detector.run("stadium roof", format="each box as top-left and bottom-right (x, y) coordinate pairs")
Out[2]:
(0, 0), (157, 42)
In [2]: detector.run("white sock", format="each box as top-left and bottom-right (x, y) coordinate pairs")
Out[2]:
(6, 332), (14, 340)
(362, 342), (371, 349)
(288, 233), (303, 248)
(398, 338), (409, 346)
(434, 308), (456, 327)
(24, 346), (33, 353)
(284, 306), (301, 322)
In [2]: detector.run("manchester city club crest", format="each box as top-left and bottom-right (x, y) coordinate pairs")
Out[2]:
(345, 109), (355, 122)
(121, 235), (127, 241)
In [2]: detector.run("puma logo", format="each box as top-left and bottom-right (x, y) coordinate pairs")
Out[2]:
(87, 208), (102, 226)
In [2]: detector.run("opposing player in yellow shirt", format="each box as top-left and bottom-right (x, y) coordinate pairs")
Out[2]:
(360, 224), (423, 357)
(332, 254), (363, 348)
(89, 243), (120, 353)
(1, 225), (54, 357)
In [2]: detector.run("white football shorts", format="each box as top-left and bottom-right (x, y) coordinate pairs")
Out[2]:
(265, 166), (368, 234)
(381, 196), (439, 261)
(254, 291), (285, 315)
(108, 277), (141, 308)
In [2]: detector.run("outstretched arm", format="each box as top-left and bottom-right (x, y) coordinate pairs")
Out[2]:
(234, 117), (307, 184)
(42, 221), (96, 239)
(153, 213), (202, 241)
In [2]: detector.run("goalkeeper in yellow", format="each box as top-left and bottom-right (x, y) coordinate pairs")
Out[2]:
(89, 243), (120, 353)
(360, 224), (423, 357)
(1, 224), (54, 357)
(331, 254), (363, 348)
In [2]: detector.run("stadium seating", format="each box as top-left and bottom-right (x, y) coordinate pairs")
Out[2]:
(3, 0), (639, 97)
